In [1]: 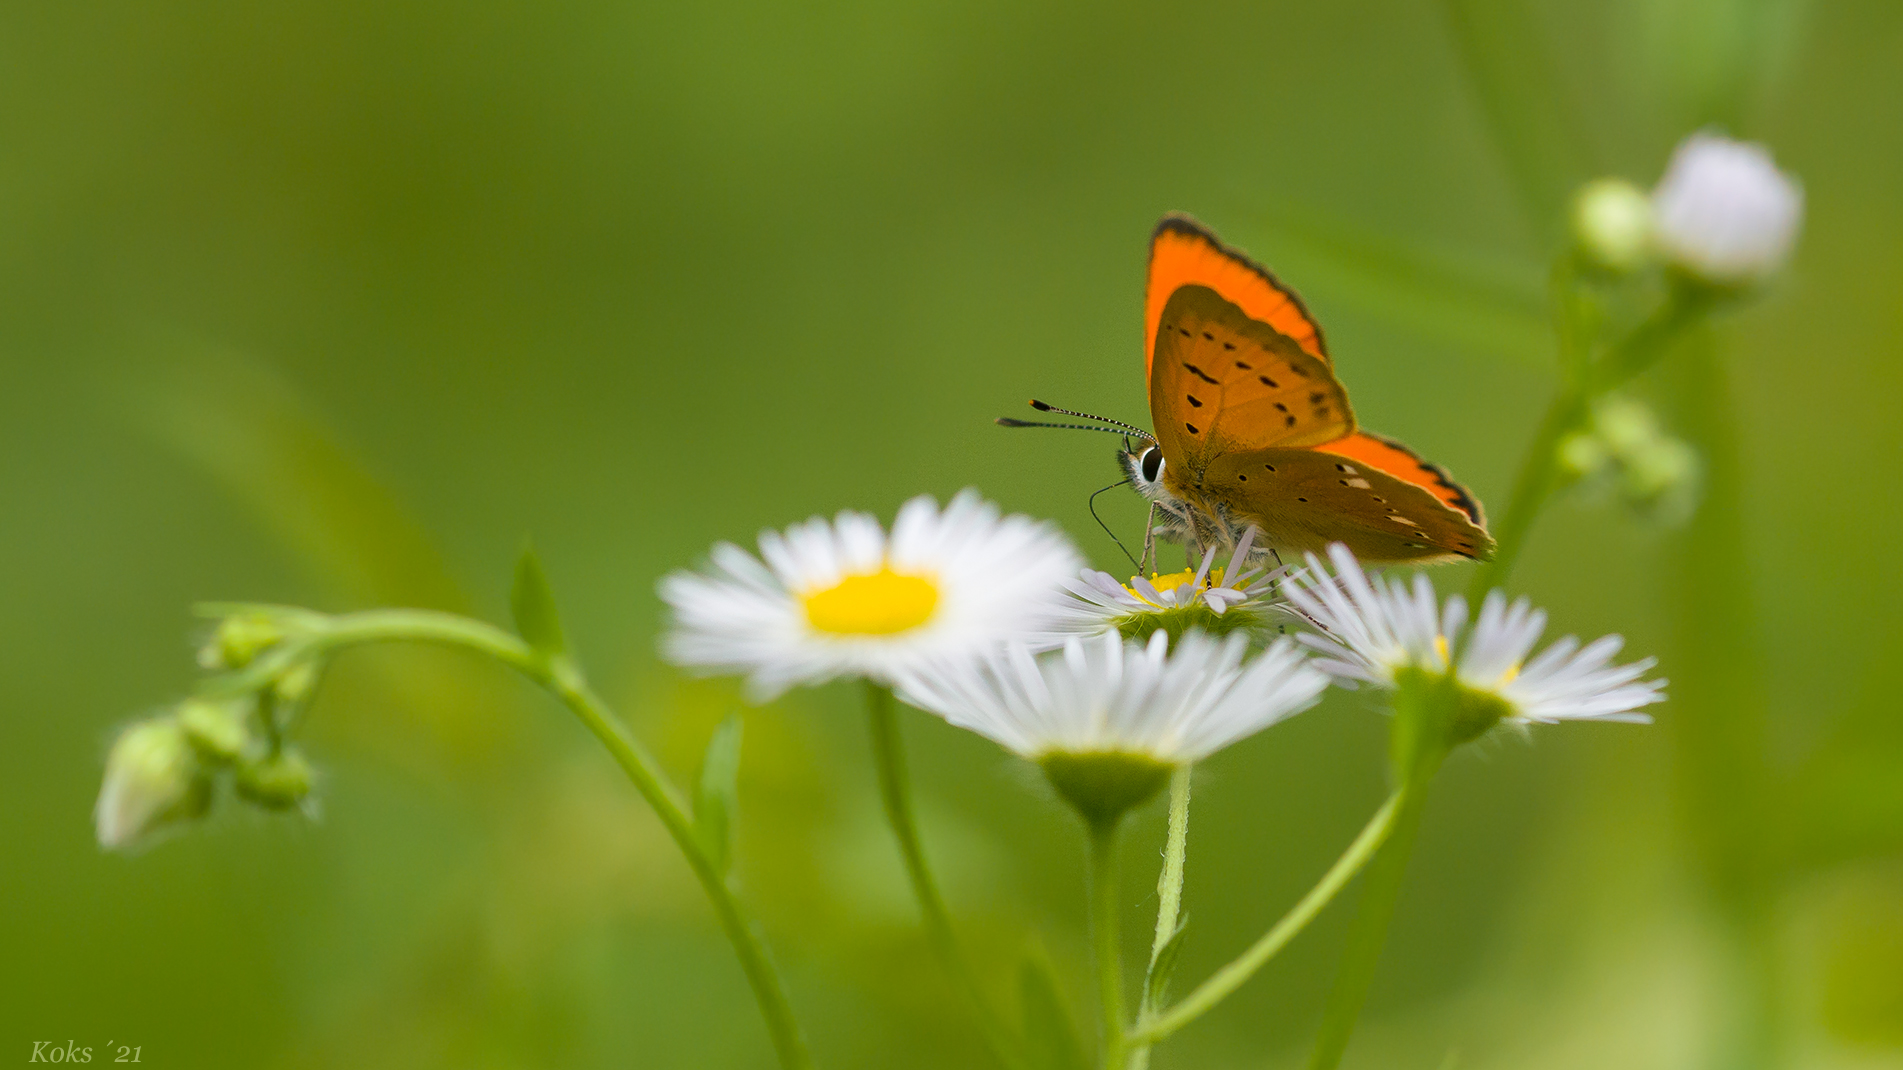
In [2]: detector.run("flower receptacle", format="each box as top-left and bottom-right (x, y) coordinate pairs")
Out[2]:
(1116, 603), (1260, 645)
(1387, 666), (1513, 782)
(1039, 750), (1174, 829)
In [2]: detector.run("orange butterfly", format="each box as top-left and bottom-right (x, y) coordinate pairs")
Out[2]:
(1017, 215), (1493, 566)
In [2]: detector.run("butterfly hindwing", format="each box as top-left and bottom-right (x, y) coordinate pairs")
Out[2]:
(1201, 438), (1493, 562)
(1148, 284), (1353, 475)
(1146, 215), (1328, 376)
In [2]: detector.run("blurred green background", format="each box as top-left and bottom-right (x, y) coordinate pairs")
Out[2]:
(3, 1), (1900, 1067)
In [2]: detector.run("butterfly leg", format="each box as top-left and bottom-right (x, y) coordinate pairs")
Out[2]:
(1141, 501), (1159, 577)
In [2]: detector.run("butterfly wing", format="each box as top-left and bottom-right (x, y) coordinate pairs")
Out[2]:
(1146, 214), (1328, 377)
(1202, 432), (1494, 562)
(1148, 283), (1353, 474)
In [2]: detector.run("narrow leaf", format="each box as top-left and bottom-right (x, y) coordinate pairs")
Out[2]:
(510, 545), (569, 658)
(1143, 918), (1190, 1009)
(695, 714), (744, 876)
(1020, 950), (1089, 1070)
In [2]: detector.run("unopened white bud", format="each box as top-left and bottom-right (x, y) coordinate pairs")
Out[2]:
(95, 718), (213, 850)
(1652, 132), (1802, 285)
(1571, 178), (1654, 273)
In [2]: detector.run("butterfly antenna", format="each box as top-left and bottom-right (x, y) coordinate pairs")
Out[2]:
(1089, 478), (1143, 570)
(1028, 400), (1156, 442)
(995, 417), (1131, 434)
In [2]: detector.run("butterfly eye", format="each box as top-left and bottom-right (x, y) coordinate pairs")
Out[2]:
(1140, 448), (1164, 483)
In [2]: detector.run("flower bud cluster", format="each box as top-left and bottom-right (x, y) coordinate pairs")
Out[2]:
(1558, 396), (1702, 524)
(96, 610), (325, 850)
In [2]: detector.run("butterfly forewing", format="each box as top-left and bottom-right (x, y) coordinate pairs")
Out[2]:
(1149, 284), (1353, 474)
(1146, 215), (1329, 374)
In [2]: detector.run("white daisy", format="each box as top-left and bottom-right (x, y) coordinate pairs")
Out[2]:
(895, 631), (1327, 823)
(1038, 525), (1286, 645)
(660, 490), (1082, 701)
(1282, 545), (1665, 734)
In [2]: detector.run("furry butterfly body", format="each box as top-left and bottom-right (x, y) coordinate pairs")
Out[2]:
(1122, 216), (1493, 565)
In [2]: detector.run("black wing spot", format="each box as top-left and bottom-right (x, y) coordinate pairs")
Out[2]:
(1237, 474), (1248, 482)
(1185, 394), (1203, 408)
(1178, 327), (1192, 337)
(1296, 496), (1309, 502)
(1234, 358), (1250, 368)
(1259, 375), (1279, 388)
(1273, 402), (1289, 413)
(1335, 463), (1351, 472)
(1185, 422), (1200, 435)
(1263, 463), (1276, 472)
(1290, 365), (1311, 378)
(1201, 331), (1215, 341)
(1181, 362), (1219, 385)
(1310, 391), (1327, 404)
(1284, 415), (1296, 428)
(1414, 531), (1428, 538)
(1225, 343), (1238, 352)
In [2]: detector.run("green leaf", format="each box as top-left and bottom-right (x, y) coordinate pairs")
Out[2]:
(695, 714), (744, 876)
(1020, 950), (1088, 1070)
(1143, 917), (1189, 1010)
(510, 545), (569, 659)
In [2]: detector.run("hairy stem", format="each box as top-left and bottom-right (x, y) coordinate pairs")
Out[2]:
(1129, 766), (1193, 1070)
(865, 683), (1023, 1069)
(216, 609), (814, 1070)
(1088, 817), (1129, 1070)
(1305, 776), (1436, 1070)
(1131, 790), (1404, 1046)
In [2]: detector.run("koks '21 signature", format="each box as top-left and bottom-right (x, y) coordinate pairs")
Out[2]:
(27, 1041), (141, 1063)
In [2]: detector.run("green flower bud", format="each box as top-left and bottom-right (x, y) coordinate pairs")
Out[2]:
(1571, 177), (1655, 274)
(1039, 751), (1173, 829)
(176, 697), (254, 763)
(95, 718), (214, 850)
(235, 748), (315, 811)
(197, 612), (285, 671)
(272, 660), (321, 705)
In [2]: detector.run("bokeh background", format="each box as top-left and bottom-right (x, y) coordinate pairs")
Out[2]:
(3, 1), (1899, 1067)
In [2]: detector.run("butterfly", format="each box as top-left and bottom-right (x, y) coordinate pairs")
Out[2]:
(1012, 215), (1494, 567)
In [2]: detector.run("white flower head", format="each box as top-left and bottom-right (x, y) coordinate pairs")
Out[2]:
(902, 628), (1332, 818)
(1652, 131), (1803, 284)
(1039, 525), (1285, 646)
(660, 490), (1083, 701)
(896, 631), (1327, 822)
(1283, 545), (1665, 733)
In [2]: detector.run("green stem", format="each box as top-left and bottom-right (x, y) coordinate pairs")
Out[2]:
(214, 609), (815, 1070)
(865, 683), (1024, 1069)
(1129, 767), (1192, 1070)
(1305, 775), (1437, 1070)
(1088, 817), (1129, 1070)
(1465, 388), (1584, 603)
(1131, 790), (1404, 1046)
(1467, 281), (1713, 602)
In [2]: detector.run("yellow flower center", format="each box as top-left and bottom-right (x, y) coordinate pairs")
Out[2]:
(1125, 567), (1226, 606)
(1433, 634), (1450, 664)
(802, 567), (940, 635)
